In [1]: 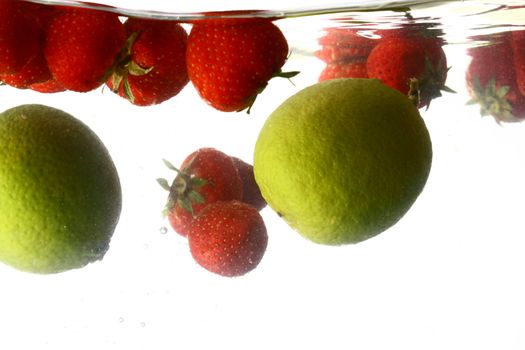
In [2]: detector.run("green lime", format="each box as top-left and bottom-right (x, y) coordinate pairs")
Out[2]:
(254, 78), (432, 245)
(0, 104), (122, 273)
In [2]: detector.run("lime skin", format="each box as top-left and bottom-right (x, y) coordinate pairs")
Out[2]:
(0, 104), (122, 273)
(254, 78), (432, 245)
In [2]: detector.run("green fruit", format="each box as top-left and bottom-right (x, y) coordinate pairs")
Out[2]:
(0, 104), (122, 273)
(254, 78), (432, 245)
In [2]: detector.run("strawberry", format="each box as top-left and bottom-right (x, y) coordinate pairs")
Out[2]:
(44, 7), (125, 92)
(366, 34), (451, 108)
(158, 148), (243, 237)
(107, 18), (189, 106)
(510, 29), (525, 96)
(1, 53), (51, 89)
(231, 157), (267, 211)
(186, 18), (295, 112)
(466, 33), (525, 123)
(318, 60), (368, 81)
(316, 27), (376, 64)
(316, 23), (444, 65)
(30, 77), (66, 93)
(188, 200), (268, 277)
(0, 0), (43, 75)
(0, 2), (60, 88)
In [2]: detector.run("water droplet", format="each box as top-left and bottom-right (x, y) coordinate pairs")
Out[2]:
(159, 226), (168, 234)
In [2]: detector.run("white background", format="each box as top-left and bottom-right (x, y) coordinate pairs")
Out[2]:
(1, 1), (525, 349)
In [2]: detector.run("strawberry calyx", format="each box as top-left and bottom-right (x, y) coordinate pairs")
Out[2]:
(467, 76), (521, 123)
(418, 56), (454, 108)
(407, 78), (421, 107)
(274, 70), (300, 80)
(240, 69), (300, 114)
(157, 159), (208, 217)
(108, 31), (154, 103)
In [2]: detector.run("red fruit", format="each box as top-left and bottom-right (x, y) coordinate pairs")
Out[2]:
(107, 18), (189, 106)
(15, 1), (60, 26)
(316, 28), (376, 63)
(30, 77), (66, 93)
(1, 50), (51, 88)
(366, 35), (450, 108)
(186, 18), (293, 112)
(188, 201), (268, 277)
(44, 8), (125, 92)
(231, 157), (267, 211)
(161, 148), (243, 237)
(318, 60), (368, 81)
(466, 33), (525, 123)
(0, 1), (60, 88)
(0, 0), (43, 75)
(315, 24), (443, 66)
(511, 29), (525, 96)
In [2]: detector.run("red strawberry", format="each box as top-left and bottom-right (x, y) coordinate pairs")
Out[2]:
(316, 24), (443, 65)
(466, 33), (525, 123)
(510, 29), (525, 96)
(158, 148), (243, 237)
(44, 7), (125, 92)
(367, 35), (450, 108)
(231, 157), (267, 211)
(15, 1), (60, 26)
(316, 27), (376, 63)
(186, 18), (295, 112)
(107, 18), (189, 106)
(30, 77), (66, 93)
(0, 2), (60, 88)
(1, 49), (51, 88)
(188, 200), (268, 277)
(318, 60), (368, 81)
(0, 0), (43, 75)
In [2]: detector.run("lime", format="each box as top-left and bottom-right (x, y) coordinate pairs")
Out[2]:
(254, 78), (432, 245)
(0, 104), (122, 273)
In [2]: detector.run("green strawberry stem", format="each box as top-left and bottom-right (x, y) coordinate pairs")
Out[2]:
(157, 178), (171, 191)
(407, 78), (420, 107)
(241, 70), (300, 114)
(159, 158), (208, 217)
(275, 70), (300, 79)
(467, 77), (518, 123)
(108, 31), (155, 103)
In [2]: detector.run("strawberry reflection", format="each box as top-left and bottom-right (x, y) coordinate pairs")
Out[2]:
(316, 20), (451, 109)
(466, 30), (525, 123)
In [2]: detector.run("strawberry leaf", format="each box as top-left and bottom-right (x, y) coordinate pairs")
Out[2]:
(129, 61), (154, 76)
(188, 190), (205, 204)
(157, 178), (171, 191)
(177, 198), (194, 216)
(123, 78), (135, 104)
(163, 159), (180, 172)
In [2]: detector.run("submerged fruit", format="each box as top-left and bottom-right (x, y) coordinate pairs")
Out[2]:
(254, 78), (432, 245)
(0, 104), (122, 273)
(188, 200), (268, 277)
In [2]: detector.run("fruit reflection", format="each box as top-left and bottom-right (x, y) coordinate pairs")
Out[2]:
(316, 20), (451, 109)
(466, 30), (525, 123)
